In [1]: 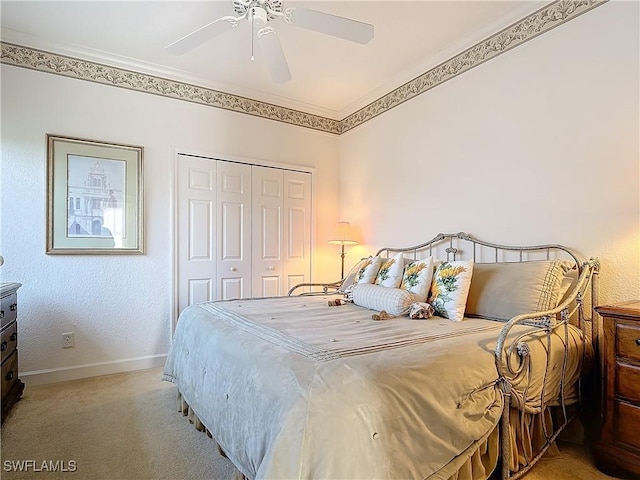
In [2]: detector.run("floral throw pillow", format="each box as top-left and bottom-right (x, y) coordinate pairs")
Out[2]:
(354, 256), (383, 285)
(374, 253), (405, 288)
(428, 260), (474, 321)
(400, 256), (434, 302)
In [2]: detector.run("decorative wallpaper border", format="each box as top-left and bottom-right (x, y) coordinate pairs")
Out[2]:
(1, 0), (605, 136)
(0, 43), (341, 135)
(340, 0), (605, 134)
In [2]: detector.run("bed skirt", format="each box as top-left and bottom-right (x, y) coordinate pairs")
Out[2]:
(174, 390), (571, 480)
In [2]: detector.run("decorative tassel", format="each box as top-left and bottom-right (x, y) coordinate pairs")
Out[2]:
(372, 310), (394, 321)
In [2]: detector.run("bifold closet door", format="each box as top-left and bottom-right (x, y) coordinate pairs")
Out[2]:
(252, 166), (284, 297)
(251, 166), (312, 297)
(177, 156), (312, 318)
(177, 154), (217, 314)
(216, 161), (252, 300)
(283, 170), (312, 293)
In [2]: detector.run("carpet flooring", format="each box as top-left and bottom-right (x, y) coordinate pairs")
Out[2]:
(0, 368), (620, 480)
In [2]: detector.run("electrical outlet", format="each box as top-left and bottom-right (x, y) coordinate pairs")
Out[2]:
(62, 332), (75, 349)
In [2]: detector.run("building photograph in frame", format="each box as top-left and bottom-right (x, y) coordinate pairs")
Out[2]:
(47, 135), (143, 254)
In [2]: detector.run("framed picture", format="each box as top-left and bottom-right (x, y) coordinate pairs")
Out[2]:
(46, 134), (144, 254)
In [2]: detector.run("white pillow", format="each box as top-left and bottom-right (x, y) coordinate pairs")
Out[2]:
(374, 253), (405, 288)
(352, 284), (416, 316)
(428, 260), (474, 322)
(353, 256), (383, 285)
(400, 256), (435, 302)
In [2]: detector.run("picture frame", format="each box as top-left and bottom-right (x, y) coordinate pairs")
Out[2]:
(46, 134), (144, 254)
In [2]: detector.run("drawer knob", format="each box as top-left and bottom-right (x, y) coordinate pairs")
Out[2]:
(636, 338), (640, 346)
(0, 310), (3, 319)
(0, 341), (6, 351)
(9, 303), (16, 312)
(5, 371), (14, 381)
(10, 333), (17, 341)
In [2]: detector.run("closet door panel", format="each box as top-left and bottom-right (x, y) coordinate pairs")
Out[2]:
(283, 171), (312, 292)
(252, 166), (283, 297)
(217, 162), (252, 300)
(177, 154), (217, 315)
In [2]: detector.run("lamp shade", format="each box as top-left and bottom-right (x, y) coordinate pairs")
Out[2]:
(328, 222), (360, 245)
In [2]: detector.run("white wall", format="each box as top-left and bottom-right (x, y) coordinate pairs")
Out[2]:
(339, 1), (640, 304)
(0, 67), (340, 383)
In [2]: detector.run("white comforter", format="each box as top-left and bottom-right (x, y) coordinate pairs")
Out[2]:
(163, 295), (585, 479)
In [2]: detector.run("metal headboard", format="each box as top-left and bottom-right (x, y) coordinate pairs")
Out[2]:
(376, 231), (584, 272)
(375, 231), (599, 341)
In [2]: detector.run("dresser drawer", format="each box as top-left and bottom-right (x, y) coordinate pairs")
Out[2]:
(616, 361), (640, 403)
(617, 323), (640, 362)
(1, 350), (18, 398)
(1, 321), (18, 364)
(0, 292), (17, 329)
(615, 401), (640, 451)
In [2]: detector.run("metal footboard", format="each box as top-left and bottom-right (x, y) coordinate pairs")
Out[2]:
(495, 258), (599, 479)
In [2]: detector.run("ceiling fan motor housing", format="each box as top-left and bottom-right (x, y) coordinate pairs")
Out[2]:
(251, 7), (268, 27)
(234, 0), (282, 21)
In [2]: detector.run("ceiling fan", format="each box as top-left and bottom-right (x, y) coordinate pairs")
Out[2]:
(165, 0), (374, 84)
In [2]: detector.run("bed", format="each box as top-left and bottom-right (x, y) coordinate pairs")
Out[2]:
(163, 232), (600, 480)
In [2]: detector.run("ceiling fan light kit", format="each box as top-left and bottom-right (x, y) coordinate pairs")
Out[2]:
(166, 0), (374, 83)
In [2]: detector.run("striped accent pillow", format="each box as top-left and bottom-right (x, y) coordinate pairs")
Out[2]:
(352, 284), (416, 316)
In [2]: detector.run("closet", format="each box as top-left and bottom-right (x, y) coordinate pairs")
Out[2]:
(176, 154), (312, 316)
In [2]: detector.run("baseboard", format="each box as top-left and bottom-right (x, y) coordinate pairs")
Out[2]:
(21, 354), (167, 386)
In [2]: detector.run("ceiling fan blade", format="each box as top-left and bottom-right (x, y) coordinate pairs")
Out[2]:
(166, 16), (239, 55)
(257, 27), (292, 84)
(285, 7), (374, 45)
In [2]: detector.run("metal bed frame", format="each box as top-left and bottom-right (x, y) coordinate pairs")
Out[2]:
(290, 232), (600, 480)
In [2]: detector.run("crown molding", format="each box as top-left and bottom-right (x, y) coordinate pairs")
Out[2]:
(0, 0), (606, 136)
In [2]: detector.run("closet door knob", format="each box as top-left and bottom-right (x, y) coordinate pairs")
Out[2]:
(267, 266), (275, 271)
(230, 267), (237, 272)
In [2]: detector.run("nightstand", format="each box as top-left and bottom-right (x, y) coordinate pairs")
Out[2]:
(593, 300), (640, 478)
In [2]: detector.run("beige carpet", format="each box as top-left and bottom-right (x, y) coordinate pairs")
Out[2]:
(0, 367), (617, 480)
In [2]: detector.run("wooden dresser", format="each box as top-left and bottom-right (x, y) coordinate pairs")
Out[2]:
(1, 282), (24, 423)
(593, 300), (640, 478)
